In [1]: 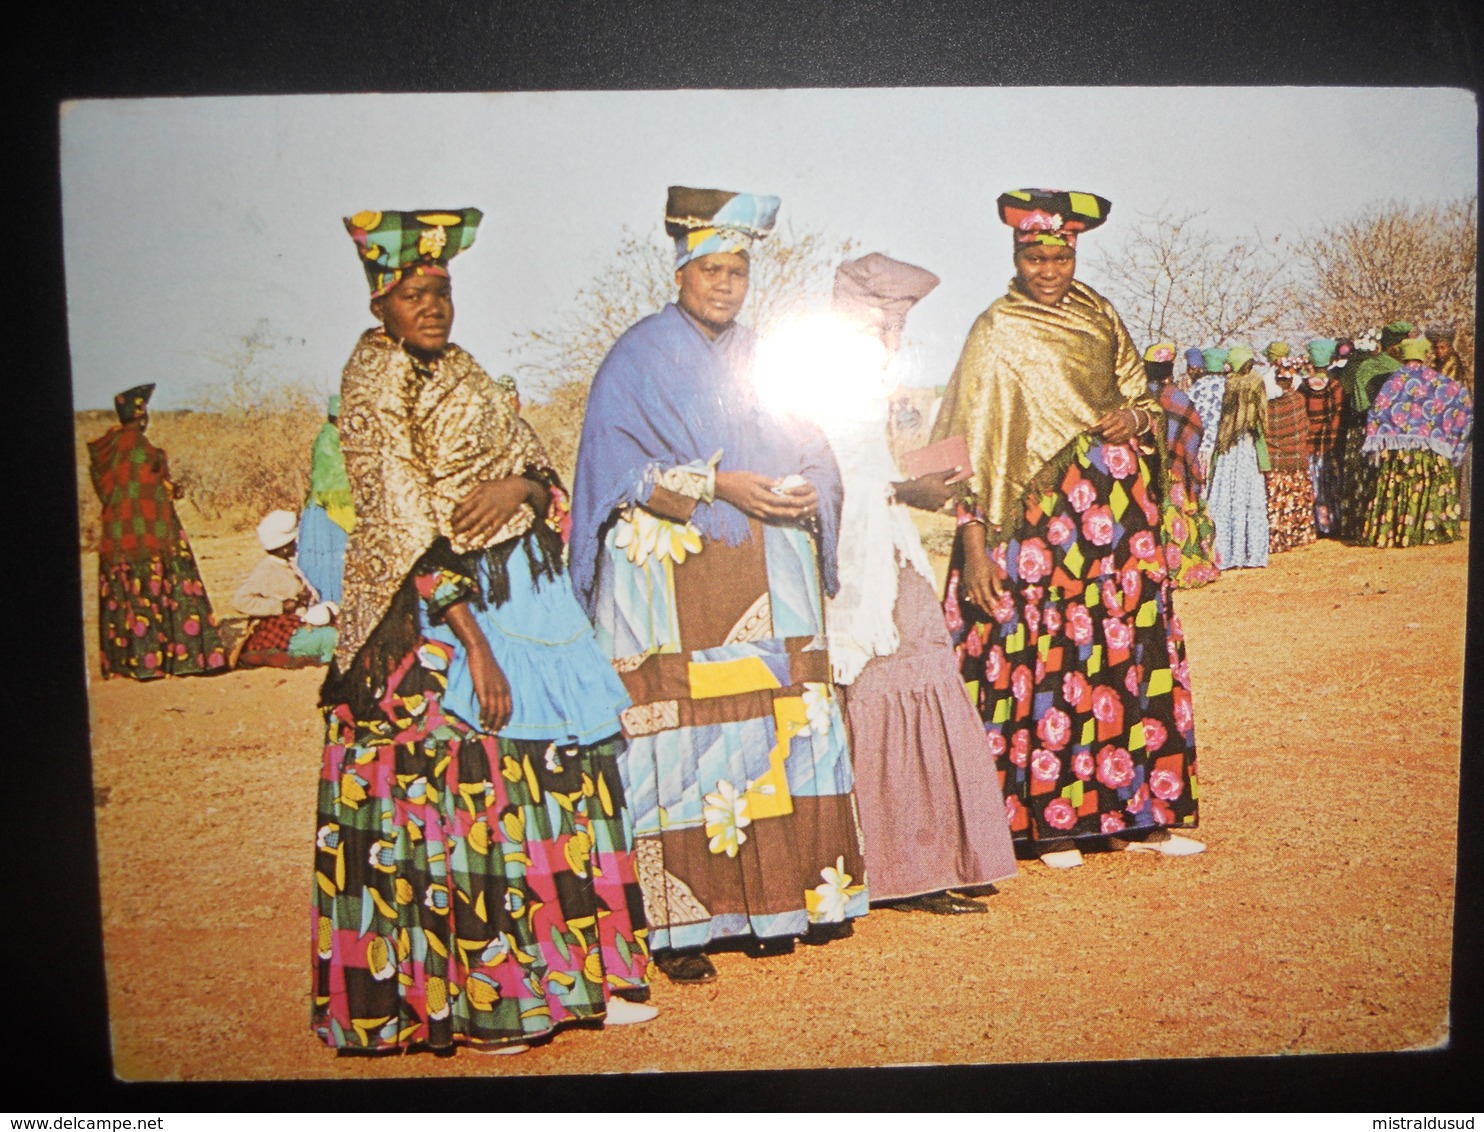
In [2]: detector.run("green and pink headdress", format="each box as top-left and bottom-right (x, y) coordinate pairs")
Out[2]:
(997, 189), (1111, 249)
(665, 186), (780, 268)
(344, 208), (482, 297)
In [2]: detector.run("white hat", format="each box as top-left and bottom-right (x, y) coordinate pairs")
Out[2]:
(256, 509), (299, 551)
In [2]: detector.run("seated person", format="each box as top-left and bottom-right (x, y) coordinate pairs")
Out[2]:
(234, 509), (338, 668)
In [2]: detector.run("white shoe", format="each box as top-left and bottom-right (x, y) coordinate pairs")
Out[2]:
(1113, 828), (1206, 857)
(1039, 847), (1085, 869)
(469, 1042), (530, 1056)
(605, 996), (659, 1026)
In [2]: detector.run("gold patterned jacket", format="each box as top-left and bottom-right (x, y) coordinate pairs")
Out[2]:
(333, 329), (550, 670)
(930, 278), (1157, 536)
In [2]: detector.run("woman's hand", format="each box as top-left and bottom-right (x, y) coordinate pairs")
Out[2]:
(715, 470), (819, 522)
(892, 469), (964, 512)
(444, 602), (512, 733)
(467, 648), (514, 734)
(452, 475), (542, 544)
(960, 526), (1007, 611)
(1090, 407), (1146, 445)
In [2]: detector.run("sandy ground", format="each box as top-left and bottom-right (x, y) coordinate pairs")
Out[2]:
(80, 526), (1468, 1082)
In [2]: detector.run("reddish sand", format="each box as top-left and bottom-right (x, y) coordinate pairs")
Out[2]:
(81, 528), (1466, 1081)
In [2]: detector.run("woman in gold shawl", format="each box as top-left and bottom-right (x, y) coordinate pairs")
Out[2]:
(311, 209), (654, 1058)
(936, 190), (1204, 870)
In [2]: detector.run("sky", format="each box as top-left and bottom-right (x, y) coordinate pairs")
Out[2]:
(60, 87), (1477, 411)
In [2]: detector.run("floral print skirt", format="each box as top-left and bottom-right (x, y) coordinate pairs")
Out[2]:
(594, 518), (868, 951)
(946, 435), (1200, 843)
(1159, 477), (1220, 589)
(97, 547), (228, 680)
(1266, 468), (1317, 554)
(312, 678), (649, 1053)
(1357, 448), (1462, 549)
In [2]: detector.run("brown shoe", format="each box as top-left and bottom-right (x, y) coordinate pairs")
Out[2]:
(654, 950), (718, 984)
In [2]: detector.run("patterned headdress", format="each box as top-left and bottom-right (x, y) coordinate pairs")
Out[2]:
(1143, 342), (1176, 363)
(666, 186), (781, 269)
(344, 208), (483, 297)
(997, 189), (1111, 249)
(114, 383), (155, 424)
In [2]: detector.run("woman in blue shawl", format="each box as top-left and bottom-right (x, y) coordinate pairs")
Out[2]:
(1357, 336), (1473, 547)
(570, 186), (865, 985)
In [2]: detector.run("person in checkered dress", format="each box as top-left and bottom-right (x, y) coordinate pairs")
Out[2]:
(87, 384), (228, 679)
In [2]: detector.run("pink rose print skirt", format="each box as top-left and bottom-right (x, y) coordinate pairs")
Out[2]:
(945, 435), (1201, 842)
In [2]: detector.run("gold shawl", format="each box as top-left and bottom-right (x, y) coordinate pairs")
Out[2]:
(334, 329), (550, 670)
(930, 278), (1156, 535)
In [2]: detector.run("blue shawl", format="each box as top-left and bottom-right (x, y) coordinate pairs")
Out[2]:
(570, 303), (843, 614)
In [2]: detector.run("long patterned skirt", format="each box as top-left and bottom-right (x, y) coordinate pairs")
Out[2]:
(1308, 454), (1342, 536)
(1207, 437), (1269, 569)
(312, 554), (648, 1053)
(946, 435), (1200, 843)
(1266, 468), (1317, 554)
(1357, 449), (1463, 548)
(1337, 424), (1376, 540)
(1159, 478), (1220, 589)
(593, 514), (868, 951)
(98, 544), (228, 680)
(843, 566), (1017, 901)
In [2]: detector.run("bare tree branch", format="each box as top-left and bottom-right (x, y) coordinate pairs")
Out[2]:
(1094, 207), (1294, 349)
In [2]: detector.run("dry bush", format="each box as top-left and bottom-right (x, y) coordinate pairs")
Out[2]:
(522, 378), (590, 489)
(174, 378), (324, 535)
(74, 378), (326, 550)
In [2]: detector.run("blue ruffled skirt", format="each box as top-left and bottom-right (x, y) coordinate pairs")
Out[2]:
(418, 538), (630, 745)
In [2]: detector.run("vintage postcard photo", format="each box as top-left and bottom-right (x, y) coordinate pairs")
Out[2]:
(60, 86), (1475, 1082)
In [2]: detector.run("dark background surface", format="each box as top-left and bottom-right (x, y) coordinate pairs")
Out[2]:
(20, 0), (1482, 1111)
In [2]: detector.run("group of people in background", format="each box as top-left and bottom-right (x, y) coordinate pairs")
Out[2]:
(83, 182), (1473, 1064)
(1161, 324), (1473, 583)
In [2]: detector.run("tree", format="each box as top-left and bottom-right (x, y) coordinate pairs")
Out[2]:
(1092, 206), (1293, 349)
(513, 225), (857, 398)
(1091, 206), (1209, 345)
(1286, 197), (1476, 375)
